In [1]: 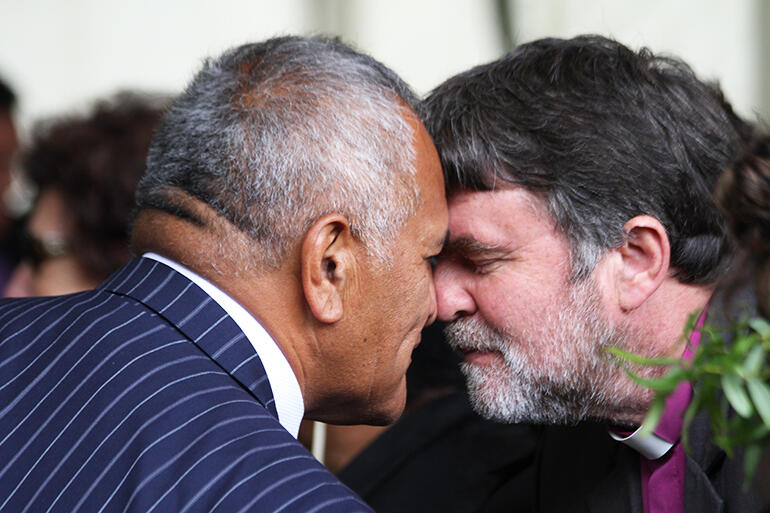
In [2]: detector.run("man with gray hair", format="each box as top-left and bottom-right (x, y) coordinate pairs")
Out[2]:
(0, 36), (448, 512)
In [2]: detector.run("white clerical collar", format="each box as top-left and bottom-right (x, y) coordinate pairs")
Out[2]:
(143, 253), (304, 438)
(609, 425), (673, 460)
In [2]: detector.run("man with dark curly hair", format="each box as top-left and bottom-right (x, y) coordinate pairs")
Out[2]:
(3, 92), (168, 297)
(717, 135), (770, 319)
(0, 76), (20, 290)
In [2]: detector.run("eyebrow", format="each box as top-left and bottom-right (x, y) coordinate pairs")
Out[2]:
(443, 237), (509, 255)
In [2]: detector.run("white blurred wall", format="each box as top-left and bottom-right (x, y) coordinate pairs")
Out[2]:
(0, 0), (767, 132)
(510, 0), (767, 122)
(0, 0), (504, 132)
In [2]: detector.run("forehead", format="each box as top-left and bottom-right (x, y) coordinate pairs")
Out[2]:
(446, 188), (554, 245)
(402, 113), (448, 245)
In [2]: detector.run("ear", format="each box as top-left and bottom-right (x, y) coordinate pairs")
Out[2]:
(300, 213), (357, 324)
(614, 215), (671, 312)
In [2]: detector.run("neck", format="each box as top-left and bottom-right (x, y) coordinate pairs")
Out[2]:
(607, 279), (712, 426)
(132, 208), (316, 404)
(630, 278), (712, 360)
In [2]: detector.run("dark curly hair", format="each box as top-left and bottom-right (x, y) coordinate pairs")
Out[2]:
(717, 134), (770, 317)
(23, 91), (169, 281)
(0, 75), (16, 112)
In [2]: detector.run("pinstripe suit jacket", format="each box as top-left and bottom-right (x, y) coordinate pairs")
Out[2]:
(0, 257), (373, 513)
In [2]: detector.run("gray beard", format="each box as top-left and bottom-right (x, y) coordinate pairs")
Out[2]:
(444, 278), (650, 424)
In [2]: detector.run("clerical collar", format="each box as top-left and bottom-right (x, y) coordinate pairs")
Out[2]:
(610, 425), (674, 460)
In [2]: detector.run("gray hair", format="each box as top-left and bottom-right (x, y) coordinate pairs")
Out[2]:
(136, 36), (420, 268)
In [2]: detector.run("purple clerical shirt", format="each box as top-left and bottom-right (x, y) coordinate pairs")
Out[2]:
(612, 309), (707, 513)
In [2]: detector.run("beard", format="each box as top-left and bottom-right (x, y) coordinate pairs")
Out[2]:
(444, 277), (653, 424)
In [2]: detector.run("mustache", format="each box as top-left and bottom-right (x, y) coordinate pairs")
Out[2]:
(443, 317), (509, 352)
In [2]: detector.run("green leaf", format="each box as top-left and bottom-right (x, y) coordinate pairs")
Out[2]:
(743, 345), (764, 377)
(618, 366), (685, 393)
(604, 346), (679, 366)
(733, 335), (758, 355)
(747, 378), (770, 429)
(743, 443), (763, 487)
(728, 417), (768, 445)
(638, 395), (666, 438)
(748, 317), (770, 337)
(722, 373), (753, 418)
(681, 395), (701, 453)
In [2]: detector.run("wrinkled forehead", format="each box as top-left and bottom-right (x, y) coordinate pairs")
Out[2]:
(448, 185), (549, 220)
(401, 111), (449, 246)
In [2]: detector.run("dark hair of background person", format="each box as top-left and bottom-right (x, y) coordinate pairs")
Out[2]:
(0, 77), (16, 111)
(422, 34), (753, 285)
(716, 134), (770, 318)
(0, 75), (22, 275)
(23, 91), (169, 281)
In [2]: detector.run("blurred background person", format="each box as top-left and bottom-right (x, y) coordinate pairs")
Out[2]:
(3, 91), (169, 297)
(0, 75), (21, 290)
(717, 133), (770, 319)
(714, 133), (770, 512)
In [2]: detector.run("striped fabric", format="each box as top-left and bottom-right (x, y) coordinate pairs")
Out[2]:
(0, 258), (372, 513)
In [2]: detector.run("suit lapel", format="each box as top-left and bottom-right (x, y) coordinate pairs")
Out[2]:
(684, 454), (723, 513)
(102, 257), (279, 419)
(682, 412), (727, 513)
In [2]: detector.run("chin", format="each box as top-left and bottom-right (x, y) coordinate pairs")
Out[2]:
(329, 404), (403, 427)
(368, 386), (408, 425)
(308, 385), (407, 426)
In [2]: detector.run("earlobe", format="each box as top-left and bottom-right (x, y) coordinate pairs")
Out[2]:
(300, 214), (354, 324)
(616, 215), (671, 311)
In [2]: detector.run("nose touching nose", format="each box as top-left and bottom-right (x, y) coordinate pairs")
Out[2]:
(425, 274), (439, 326)
(433, 262), (475, 322)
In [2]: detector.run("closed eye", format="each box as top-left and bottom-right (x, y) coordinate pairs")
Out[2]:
(468, 258), (502, 274)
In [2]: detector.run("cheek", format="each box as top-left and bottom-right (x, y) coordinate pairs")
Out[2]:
(472, 276), (523, 326)
(473, 280), (557, 335)
(389, 264), (433, 315)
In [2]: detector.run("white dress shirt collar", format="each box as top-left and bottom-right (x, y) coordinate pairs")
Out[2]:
(143, 253), (304, 438)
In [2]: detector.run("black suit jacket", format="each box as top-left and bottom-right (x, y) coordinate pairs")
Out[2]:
(535, 416), (759, 513)
(339, 391), (538, 513)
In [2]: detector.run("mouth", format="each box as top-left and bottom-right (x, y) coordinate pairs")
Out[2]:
(457, 347), (503, 366)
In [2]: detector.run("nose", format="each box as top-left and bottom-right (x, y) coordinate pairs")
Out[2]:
(425, 270), (439, 326)
(433, 260), (476, 322)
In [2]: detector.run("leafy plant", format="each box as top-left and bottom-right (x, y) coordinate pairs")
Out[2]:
(607, 314), (770, 482)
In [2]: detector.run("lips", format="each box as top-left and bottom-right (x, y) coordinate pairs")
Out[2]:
(461, 348), (503, 366)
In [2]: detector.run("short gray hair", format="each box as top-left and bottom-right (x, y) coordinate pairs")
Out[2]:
(136, 36), (420, 268)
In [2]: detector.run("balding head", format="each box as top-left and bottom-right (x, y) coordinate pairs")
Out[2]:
(134, 36), (422, 269)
